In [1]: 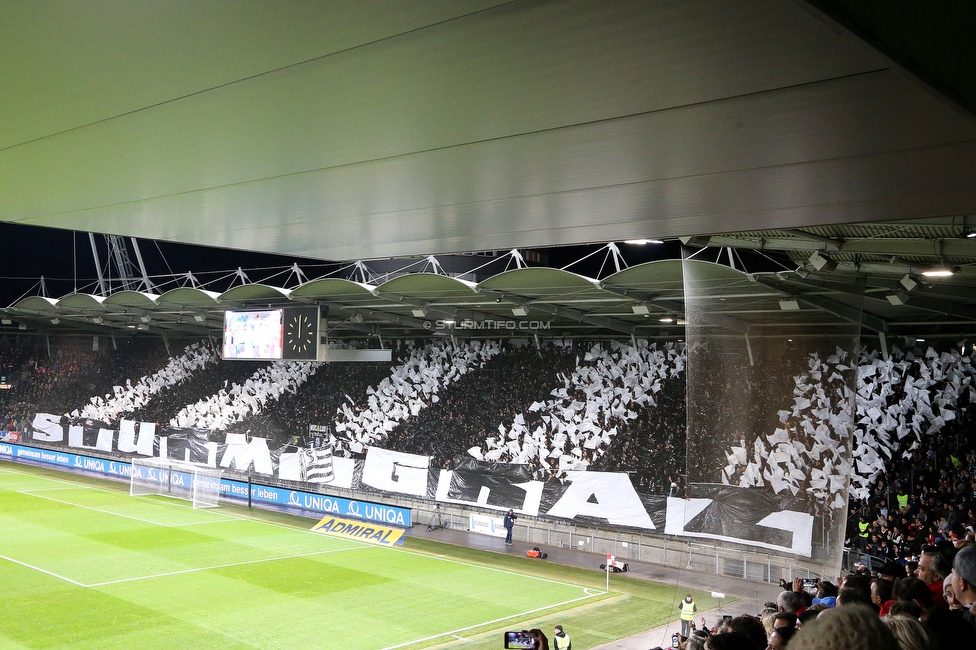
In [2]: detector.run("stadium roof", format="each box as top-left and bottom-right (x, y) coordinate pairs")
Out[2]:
(2, 1), (976, 345)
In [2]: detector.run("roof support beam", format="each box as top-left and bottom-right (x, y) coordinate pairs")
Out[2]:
(527, 302), (636, 335)
(599, 284), (754, 334)
(783, 229), (842, 252)
(754, 276), (887, 332)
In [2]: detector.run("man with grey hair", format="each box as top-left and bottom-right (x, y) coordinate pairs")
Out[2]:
(777, 590), (802, 614)
(952, 545), (976, 629)
(916, 546), (951, 606)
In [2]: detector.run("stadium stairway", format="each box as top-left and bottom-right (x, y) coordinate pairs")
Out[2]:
(409, 524), (782, 649)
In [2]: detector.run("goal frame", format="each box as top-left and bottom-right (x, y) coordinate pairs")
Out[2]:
(129, 456), (223, 509)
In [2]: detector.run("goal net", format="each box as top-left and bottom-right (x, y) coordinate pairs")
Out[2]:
(130, 456), (223, 509)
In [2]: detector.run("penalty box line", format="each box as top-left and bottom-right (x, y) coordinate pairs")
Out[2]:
(380, 590), (603, 650)
(0, 545), (365, 589)
(86, 545), (365, 587)
(8, 465), (385, 546)
(18, 490), (239, 528)
(0, 553), (87, 587)
(3, 464), (380, 541)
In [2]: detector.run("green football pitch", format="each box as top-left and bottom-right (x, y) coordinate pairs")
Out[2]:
(0, 461), (724, 649)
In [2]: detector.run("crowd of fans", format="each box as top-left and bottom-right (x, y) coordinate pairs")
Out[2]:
(127, 353), (262, 426)
(846, 417), (976, 568)
(0, 336), (169, 427)
(590, 371), (686, 494)
(330, 339), (502, 456)
(77, 341), (218, 422)
(169, 359), (319, 430)
(685, 340), (811, 487)
(228, 359), (394, 447)
(2, 336), (974, 513)
(470, 341), (685, 479)
(661, 541), (976, 649)
(384, 340), (578, 469)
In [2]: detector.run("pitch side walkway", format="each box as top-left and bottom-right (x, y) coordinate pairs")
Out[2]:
(409, 524), (781, 649)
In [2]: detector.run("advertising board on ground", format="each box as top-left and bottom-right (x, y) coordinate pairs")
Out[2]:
(0, 443), (410, 527)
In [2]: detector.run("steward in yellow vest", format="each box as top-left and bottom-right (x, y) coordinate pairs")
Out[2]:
(678, 595), (697, 637)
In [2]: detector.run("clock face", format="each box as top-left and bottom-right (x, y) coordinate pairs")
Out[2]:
(283, 308), (318, 359)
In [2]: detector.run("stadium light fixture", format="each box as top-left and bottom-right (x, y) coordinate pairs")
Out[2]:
(808, 251), (837, 272)
(899, 274), (918, 291)
(411, 308), (427, 318)
(511, 307), (529, 317)
(886, 291), (911, 306)
(193, 314), (206, 322)
(139, 315), (151, 323)
(92, 316), (103, 324)
(631, 304), (650, 315)
(920, 265), (956, 277)
(778, 299), (801, 311)
(50, 318), (60, 324)
(623, 239), (664, 245)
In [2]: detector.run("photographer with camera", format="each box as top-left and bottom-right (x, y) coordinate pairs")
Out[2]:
(504, 509), (517, 545)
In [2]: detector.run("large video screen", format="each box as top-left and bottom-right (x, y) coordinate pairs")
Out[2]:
(222, 310), (283, 360)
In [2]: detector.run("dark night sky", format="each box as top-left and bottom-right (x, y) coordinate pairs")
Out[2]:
(0, 222), (336, 307)
(0, 222), (795, 308)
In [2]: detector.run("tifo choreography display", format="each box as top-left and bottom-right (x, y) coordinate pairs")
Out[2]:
(1, 336), (974, 563)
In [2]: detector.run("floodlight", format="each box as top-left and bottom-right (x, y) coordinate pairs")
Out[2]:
(886, 291), (910, 306)
(808, 251), (837, 272)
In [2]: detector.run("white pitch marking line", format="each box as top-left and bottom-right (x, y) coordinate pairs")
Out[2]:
(18, 491), (209, 528)
(388, 545), (595, 591)
(0, 554), (86, 587)
(11, 486), (82, 492)
(3, 464), (374, 540)
(6, 466), (378, 551)
(380, 591), (601, 650)
(18, 490), (240, 527)
(86, 545), (364, 587)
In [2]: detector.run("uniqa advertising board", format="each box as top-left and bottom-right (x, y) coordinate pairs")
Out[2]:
(0, 442), (410, 527)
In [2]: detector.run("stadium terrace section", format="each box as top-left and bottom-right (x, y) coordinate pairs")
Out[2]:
(1, 337), (974, 563)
